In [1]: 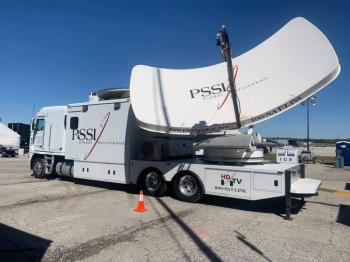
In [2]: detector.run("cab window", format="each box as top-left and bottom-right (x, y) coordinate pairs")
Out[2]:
(35, 119), (45, 131)
(70, 117), (79, 130)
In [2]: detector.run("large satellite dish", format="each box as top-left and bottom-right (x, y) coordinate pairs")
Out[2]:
(130, 17), (340, 135)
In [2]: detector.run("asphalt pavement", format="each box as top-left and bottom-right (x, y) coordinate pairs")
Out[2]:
(0, 156), (349, 262)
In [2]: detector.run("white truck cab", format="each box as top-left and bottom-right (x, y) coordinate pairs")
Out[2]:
(30, 106), (66, 176)
(30, 106), (66, 154)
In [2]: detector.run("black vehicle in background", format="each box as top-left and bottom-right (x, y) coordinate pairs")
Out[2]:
(0, 145), (17, 157)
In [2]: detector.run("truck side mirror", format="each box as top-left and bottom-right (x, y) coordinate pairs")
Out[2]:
(31, 118), (35, 131)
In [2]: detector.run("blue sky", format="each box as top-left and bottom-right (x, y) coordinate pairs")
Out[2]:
(0, 0), (348, 138)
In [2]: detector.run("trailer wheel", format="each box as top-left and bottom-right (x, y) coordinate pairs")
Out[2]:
(173, 172), (202, 203)
(142, 169), (167, 197)
(33, 158), (46, 179)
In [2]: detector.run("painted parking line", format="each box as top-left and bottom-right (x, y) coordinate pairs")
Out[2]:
(320, 188), (350, 197)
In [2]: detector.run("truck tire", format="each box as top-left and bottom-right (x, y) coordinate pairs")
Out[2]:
(142, 169), (167, 197)
(33, 158), (46, 179)
(173, 172), (202, 203)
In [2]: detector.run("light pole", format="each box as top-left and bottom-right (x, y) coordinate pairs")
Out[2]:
(304, 96), (316, 151)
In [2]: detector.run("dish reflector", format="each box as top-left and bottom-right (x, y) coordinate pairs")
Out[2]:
(130, 17), (340, 135)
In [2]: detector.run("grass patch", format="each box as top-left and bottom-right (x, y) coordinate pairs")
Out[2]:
(315, 155), (335, 165)
(264, 153), (276, 161)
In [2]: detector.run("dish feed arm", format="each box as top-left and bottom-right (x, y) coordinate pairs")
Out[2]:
(216, 25), (241, 128)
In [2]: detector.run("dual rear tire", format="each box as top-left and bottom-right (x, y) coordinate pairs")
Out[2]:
(141, 169), (168, 197)
(141, 169), (202, 203)
(173, 172), (202, 203)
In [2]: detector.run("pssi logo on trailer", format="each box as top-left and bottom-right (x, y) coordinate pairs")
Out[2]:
(72, 128), (96, 141)
(189, 66), (238, 108)
(189, 83), (229, 100)
(188, 65), (267, 110)
(83, 112), (111, 160)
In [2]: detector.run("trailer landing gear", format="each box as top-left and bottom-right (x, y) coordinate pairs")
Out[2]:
(284, 166), (307, 220)
(285, 170), (292, 220)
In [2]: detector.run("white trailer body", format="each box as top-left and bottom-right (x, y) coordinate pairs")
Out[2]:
(130, 159), (305, 201)
(30, 97), (320, 203)
(28, 94), (322, 220)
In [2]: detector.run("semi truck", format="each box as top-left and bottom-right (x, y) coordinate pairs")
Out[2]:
(29, 89), (319, 220)
(30, 89), (320, 202)
(29, 17), (340, 218)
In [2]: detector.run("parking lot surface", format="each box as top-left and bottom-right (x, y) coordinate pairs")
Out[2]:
(0, 156), (349, 262)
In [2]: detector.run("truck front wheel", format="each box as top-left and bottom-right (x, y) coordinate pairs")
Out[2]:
(173, 172), (202, 203)
(142, 169), (167, 197)
(33, 158), (46, 179)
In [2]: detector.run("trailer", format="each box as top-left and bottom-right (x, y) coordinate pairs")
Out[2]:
(29, 90), (318, 219)
(29, 17), (340, 219)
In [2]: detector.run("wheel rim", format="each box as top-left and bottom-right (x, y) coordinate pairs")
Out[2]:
(179, 175), (197, 197)
(145, 171), (161, 192)
(34, 160), (43, 175)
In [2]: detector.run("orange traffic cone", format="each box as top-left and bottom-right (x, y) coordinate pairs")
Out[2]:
(134, 190), (148, 212)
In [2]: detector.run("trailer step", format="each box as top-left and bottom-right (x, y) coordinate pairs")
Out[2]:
(291, 178), (321, 195)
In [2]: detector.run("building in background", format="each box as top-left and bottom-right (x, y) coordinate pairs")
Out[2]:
(0, 121), (20, 148)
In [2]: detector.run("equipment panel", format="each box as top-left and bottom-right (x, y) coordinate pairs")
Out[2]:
(74, 161), (127, 183)
(65, 101), (129, 164)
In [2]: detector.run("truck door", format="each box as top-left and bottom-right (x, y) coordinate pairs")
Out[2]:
(32, 118), (45, 150)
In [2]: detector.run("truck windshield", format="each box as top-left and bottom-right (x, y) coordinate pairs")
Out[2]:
(35, 119), (45, 131)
